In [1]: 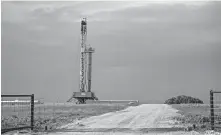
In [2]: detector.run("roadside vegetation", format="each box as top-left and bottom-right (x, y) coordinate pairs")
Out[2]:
(172, 104), (221, 132)
(165, 95), (220, 132)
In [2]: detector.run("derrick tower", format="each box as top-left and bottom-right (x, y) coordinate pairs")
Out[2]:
(68, 18), (98, 104)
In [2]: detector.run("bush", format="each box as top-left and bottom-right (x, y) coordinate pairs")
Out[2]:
(165, 95), (203, 104)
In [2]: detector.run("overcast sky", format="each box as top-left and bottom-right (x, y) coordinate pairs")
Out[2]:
(1, 1), (221, 103)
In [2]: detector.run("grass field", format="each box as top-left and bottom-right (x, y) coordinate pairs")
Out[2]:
(2, 103), (221, 134)
(1, 103), (130, 133)
(171, 104), (221, 132)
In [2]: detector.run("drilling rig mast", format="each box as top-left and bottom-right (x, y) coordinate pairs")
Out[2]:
(67, 18), (98, 104)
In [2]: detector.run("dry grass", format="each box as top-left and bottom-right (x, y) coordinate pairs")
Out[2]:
(171, 104), (221, 132)
(1, 103), (129, 133)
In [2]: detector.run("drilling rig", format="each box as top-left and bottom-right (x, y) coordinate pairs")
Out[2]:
(67, 18), (98, 104)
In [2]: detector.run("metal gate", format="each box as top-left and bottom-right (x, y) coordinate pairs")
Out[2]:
(1, 94), (34, 133)
(210, 90), (221, 130)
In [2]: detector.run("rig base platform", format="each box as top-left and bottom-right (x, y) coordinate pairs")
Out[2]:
(68, 92), (98, 104)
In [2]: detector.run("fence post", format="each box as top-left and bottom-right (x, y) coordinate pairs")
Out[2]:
(31, 94), (34, 130)
(210, 90), (214, 130)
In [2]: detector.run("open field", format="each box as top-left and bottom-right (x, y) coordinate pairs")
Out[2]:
(2, 103), (221, 135)
(3, 104), (185, 135)
(1, 103), (129, 133)
(39, 104), (221, 135)
(171, 104), (221, 132)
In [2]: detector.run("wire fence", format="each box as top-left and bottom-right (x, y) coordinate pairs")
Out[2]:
(2, 97), (135, 132)
(1, 94), (34, 133)
(210, 90), (221, 130)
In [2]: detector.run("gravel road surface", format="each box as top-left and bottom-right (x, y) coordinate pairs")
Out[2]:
(47, 104), (198, 134)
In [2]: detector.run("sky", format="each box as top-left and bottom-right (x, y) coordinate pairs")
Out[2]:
(1, 1), (221, 103)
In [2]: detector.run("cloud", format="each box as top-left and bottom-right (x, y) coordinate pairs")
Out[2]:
(1, 1), (210, 24)
(27, 25), (48, 31)
(1, 2), (76, 24)
(27, 39), (64, 46)
(79, 1), (149, 16)
(1, 2), (30, 23)
(1, 2), (83, 23)
(130, 17), (158, 23)
(79, 1), (209, 18)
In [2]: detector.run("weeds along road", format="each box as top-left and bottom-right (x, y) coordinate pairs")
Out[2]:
(47, 104), (202, 135)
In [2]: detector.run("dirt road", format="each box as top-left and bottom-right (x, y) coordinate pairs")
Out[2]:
(47, 104), (200, 134)
(60, 104), (182, 129)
